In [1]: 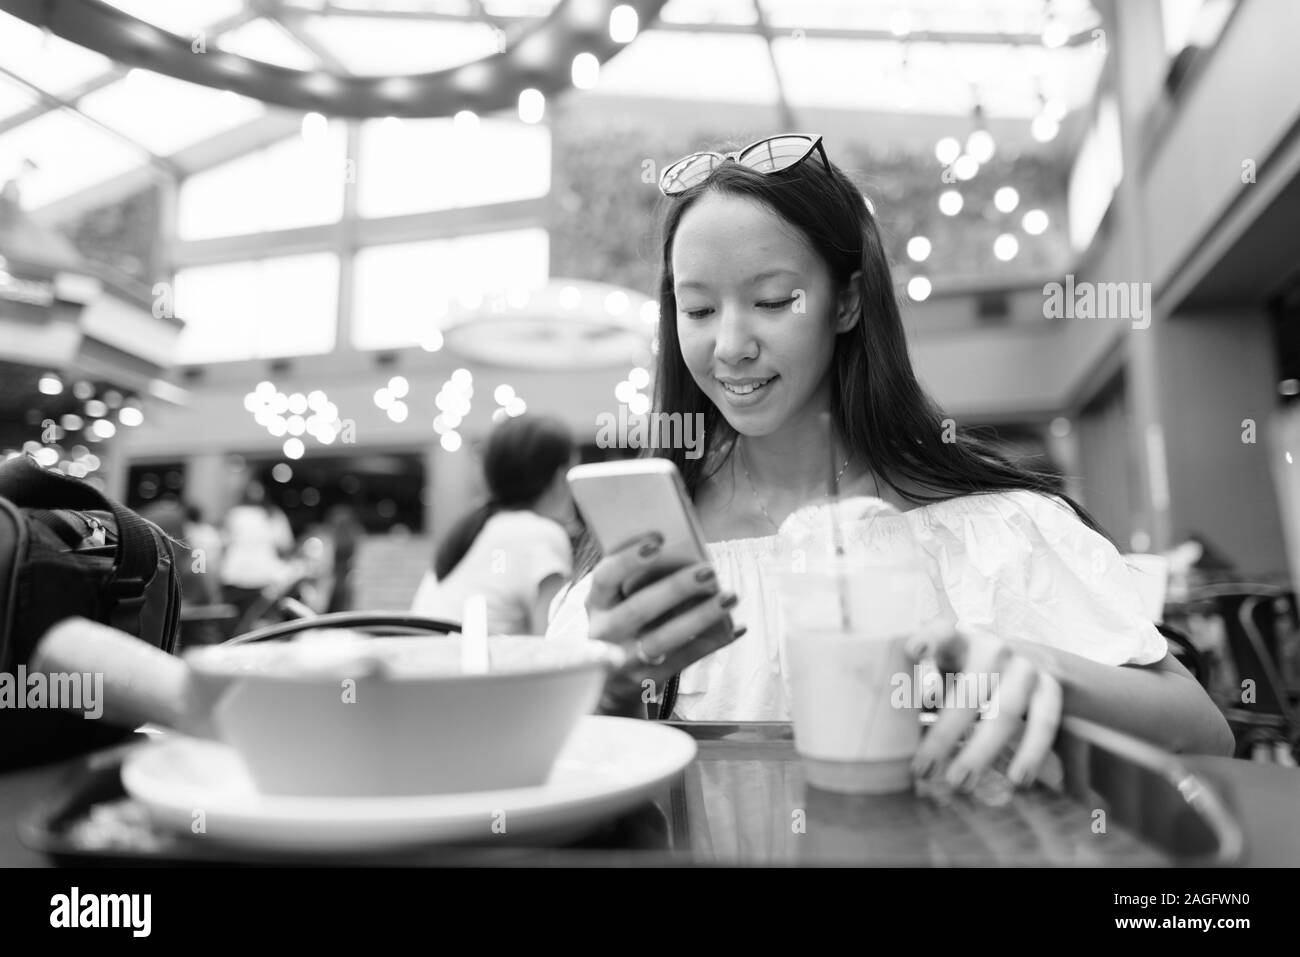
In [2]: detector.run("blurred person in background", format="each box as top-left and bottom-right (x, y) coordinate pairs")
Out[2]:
(220, 480), (295, 626)
(183, 503), (223, 585)
(325, 503), (364, 613)
(138, 499), (223, 647)
(412, 415), (577, 634)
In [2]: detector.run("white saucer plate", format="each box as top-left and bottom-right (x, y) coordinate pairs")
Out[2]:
(121, 715), (696, 854)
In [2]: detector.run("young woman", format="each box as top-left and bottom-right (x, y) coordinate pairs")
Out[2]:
(546, 134), (1233, 791)
(413, 414), (578, 634)
(220, 480), (295, 623)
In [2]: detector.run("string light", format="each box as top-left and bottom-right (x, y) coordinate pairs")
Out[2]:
(935, 137), (961, 165)
(966, 129), (995, 164)
(248, 382), (345, 451)
(518, 88), (545, 124)
(1023, 209), (1050, 234)
(1031, 113), (1060, 143)
(572, 52), (600, 90)
(452, 110), (479, 133)
(953, 155), (978, 181)
(609, 5), (639, 43)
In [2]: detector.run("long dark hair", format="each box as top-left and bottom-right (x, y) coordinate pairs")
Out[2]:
(575, 141), (1106, 577)
(434, 414), (574, 579)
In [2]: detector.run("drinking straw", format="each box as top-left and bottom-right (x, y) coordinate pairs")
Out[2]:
(822, 412), (852, 632)
(461, 594), (490, 674)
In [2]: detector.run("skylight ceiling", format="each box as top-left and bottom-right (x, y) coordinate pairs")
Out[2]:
(0, 0), (1103, 211)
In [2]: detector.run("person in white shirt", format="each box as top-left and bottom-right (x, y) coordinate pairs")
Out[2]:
(220, 481), (295, 622)
(413, 415), (577, 635)
(546, 133), (1233, 793)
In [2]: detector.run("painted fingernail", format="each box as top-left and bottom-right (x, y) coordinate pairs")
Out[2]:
(733, 625), (748, 639)
(639, 535), (663, 558)
(694, 567), (716, 583)
(720, 593), (739, 610)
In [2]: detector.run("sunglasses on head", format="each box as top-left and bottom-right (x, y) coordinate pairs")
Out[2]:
(658, 133), (830, 197)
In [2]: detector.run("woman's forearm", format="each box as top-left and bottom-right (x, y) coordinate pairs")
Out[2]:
(1009, 641), (1235, 756)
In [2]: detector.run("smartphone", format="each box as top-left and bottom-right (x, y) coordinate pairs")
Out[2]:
(567, 459), (712, 595)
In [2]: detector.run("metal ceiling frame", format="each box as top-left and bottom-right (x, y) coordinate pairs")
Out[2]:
(0, 0), (1104, 176)
(288, 0), (1102, 45)
(253, 0), (352, 73)
(0, 0), (671, 118)
(0, 0), (1108, 310)
(0, 6), (260, 161)
(0, 0), (1105, 129)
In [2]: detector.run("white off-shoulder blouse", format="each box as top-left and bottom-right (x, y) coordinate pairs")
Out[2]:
(545, 490), (1168, 721)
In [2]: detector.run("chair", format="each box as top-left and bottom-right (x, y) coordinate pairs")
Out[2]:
(229, 574), (319, 638)
(176, 602), (241, 650)
(223, 610), (462, 645)
(1238, 591), (1300, 693)
(1198, 585), (1300, 762)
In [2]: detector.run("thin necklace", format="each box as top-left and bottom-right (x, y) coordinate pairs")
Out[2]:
(739, 439), (850, 533)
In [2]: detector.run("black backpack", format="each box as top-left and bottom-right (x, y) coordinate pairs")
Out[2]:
(0, 454), (181, 769)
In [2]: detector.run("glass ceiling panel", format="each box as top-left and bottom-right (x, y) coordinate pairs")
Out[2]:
(351, 228), (549, 350)
(356, 117), (550, 218)
(326, 0), (477, 13)
(594, 31), (778, 103)
(298, 15), (503, 74)
(481, 0), (563, 16)
(0, 110), (149, 210)
(216, 18), (321, 70)
(769, 37), (1099, 117)
(173, 252), (338, 363)
(77, 72), (264, 156)
(0, 76), (38, 126)
(0, 0), (1107, 218)
(98, 0), (246, 36)
(178, 122), (348, 239)
(659, 0), (758, 26)
(756, 0), (1099, 34)
(0, 13), (115, 97)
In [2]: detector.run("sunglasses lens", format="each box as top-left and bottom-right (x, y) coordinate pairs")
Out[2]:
(661, 153), (719, 195)
(739, 136), (816, 173)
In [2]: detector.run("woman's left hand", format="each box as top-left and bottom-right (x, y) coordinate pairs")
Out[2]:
(904, 619), (1064, 791)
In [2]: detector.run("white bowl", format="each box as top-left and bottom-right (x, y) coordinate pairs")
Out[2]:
(182, 633), (616, 797)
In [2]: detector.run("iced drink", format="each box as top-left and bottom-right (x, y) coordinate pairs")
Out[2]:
(770, 556), (924, 794)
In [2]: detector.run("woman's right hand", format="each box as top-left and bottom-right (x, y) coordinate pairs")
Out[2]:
(585, 533), (741, 717)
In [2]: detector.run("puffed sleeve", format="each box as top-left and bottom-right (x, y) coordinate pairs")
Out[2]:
(915, 490), (1168, 667)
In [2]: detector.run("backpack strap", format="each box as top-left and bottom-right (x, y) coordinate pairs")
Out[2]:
(0, 455), (160, 599)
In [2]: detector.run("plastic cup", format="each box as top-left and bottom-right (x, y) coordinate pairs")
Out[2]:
(768, 555), (925, 794)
